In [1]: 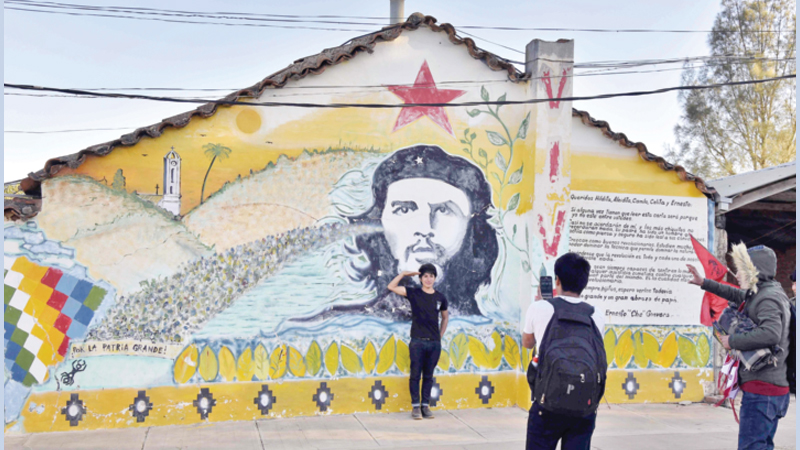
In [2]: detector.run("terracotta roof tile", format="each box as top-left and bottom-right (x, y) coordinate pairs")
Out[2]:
(572, 108), (713, 196)
(4, 197), (42, 222)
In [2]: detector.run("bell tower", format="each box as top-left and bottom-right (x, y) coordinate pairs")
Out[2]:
(157, 148), (181, 216)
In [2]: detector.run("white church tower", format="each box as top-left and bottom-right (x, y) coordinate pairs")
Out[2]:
(157, 148), (181, 216)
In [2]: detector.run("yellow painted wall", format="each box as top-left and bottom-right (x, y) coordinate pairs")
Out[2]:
(19, 369), (711, 433)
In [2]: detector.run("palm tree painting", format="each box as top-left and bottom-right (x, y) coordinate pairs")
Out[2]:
(200, 143), (232, 204)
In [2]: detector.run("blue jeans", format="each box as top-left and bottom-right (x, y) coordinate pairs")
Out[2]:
(738, 391), (790, 450)
(409, 338), (441, 407)
(526, 401), (596, 450)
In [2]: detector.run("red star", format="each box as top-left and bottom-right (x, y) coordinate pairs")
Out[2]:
(387, 61), (466, 136)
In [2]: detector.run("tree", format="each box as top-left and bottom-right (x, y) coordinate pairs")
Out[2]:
(112, 168), (126, 190)
(669, 0), (796, 179)
(200, 143), (232, 204)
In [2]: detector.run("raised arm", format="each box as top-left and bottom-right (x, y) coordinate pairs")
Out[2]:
(387, 271), (419, 297)
(686, 264), (748, 306)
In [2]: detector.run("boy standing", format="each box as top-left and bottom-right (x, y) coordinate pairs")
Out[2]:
(388, 263), (449, 420)
(521, 253), (606, 450)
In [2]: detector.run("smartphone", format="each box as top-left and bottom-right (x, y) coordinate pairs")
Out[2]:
(539, 264), (553, 299)
(540, 276), (553, 299)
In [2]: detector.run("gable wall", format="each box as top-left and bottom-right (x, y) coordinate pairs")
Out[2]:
(5, 29), (712, 434)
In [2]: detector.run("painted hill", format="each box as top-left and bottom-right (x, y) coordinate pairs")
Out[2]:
(182, 148), (376, 251)
(36, 176), (211, 294)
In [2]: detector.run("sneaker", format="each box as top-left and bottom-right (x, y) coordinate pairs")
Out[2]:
(421, 405), (434, 419)
(411, 406), (422, 420)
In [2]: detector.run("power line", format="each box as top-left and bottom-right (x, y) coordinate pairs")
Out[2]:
(4, 4), (375, 32)
(6, 1), (384, 27)
(455, 24), (796, 34)
(574, 56), (795, 70)
(8, 0), (394, 20)
(6, 0), (795, 34)
(5, 127), (139, 134)
(4, 75), (795, 112)
(745, 220), (796, 245)
(5, 73), (795, 134)
(4, 57), (793, 102)
(457, 30), (525, 55)
(0, 62), (745, 102)
(0, 64), (758, 102)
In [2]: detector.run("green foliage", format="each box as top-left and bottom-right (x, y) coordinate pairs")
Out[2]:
(463, 88), (533, 305)
(670, 0), (796, 178)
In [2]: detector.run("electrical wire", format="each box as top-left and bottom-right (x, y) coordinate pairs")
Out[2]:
(457, 30), (525, 55)
(745, 220), (797, 246)
(0, 61), (776, 103)
(5, 0), (796, 34)
(6, 1), (794, 73)
(4, 55), (792, 97)
(6, 0), (389, 25)
(4, 4), (375, 32)
(4, 75), (795, 112)
(575, 56), (795, 70)
(5, 126), (140, 134)
(7, 1), (394, 20)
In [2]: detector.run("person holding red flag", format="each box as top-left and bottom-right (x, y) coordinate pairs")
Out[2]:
(687, 243), (792, 450)
(689, 235), (735, 326)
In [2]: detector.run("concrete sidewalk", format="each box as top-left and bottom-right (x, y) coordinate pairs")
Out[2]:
(5, 399), (796, 450)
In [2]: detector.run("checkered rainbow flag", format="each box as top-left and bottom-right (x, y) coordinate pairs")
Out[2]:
(4, 256), (107, 386)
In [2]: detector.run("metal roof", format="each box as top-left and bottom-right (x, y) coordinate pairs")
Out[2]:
(706, 161), (796, 199)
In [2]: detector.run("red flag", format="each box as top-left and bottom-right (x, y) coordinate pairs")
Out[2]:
(690, 235), (727, 281)
(690, 235), (737, 326)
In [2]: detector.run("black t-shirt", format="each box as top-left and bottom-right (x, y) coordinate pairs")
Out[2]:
(406, 287), (448, 340)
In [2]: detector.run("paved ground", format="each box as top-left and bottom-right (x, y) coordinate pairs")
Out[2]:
(5, 399), (796, 450)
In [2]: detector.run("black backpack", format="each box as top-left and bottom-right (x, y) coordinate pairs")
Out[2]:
(532, 297), (607, 417)
(787, 301), (796, 395)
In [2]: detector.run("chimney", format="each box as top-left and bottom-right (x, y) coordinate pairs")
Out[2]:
(525, 39), (574, 83)
(525, 39), (575, 264)
(390, 0), (405, 25)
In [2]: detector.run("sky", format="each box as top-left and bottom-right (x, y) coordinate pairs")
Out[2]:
(3, 0), (724, 182)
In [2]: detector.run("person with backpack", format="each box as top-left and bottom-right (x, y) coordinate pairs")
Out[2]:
(686, 243), (793, 450)
(521, 253), (607, 450)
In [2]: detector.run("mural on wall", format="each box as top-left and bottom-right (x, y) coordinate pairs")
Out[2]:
(4, 223), (116, 424)
(4, 29), (713, 434)
(299, 144), (498, 320)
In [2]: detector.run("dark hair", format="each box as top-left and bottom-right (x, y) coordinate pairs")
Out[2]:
(791, 270), (796, 282)
(348, 145), (498, 315)
(419, 263), (437, 278)
(554, 252), (591, 295)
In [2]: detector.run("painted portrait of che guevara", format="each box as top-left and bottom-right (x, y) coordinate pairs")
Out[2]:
(301, 144), (499, 321)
